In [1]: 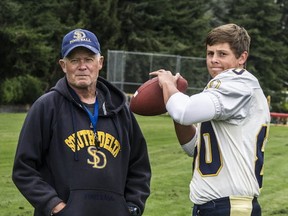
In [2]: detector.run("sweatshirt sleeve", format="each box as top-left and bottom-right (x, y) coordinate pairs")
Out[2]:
(124, 111), (151, 215)
(12, 97), (62, 216)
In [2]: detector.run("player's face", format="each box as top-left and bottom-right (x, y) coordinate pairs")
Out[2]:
(59, 47), (103, 91)
(206, 43), (247, 78)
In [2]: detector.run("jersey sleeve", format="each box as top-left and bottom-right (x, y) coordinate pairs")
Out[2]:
(166, 69), (256, 125)
(204, 69), (254, 124)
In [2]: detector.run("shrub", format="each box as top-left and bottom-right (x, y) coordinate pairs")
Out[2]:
(1, 75), (44, 104)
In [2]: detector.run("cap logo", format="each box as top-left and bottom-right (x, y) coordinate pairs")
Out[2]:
(61, 29), (100, 57)
(70, 30), (91, 44)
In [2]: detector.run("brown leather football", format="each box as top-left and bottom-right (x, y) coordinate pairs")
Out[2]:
(129, 76), (188, 116)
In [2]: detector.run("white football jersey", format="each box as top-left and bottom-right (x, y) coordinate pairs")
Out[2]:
(166, 68), (270, 205)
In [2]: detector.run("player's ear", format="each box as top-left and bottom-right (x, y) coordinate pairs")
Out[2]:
(238, 51), (248, 66)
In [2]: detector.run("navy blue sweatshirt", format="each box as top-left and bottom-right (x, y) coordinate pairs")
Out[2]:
(12, 76), (151, 216)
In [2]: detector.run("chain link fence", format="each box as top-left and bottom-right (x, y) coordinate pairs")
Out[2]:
(107, 50), (209, 95)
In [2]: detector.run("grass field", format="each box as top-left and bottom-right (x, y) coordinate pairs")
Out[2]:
(0, 113), (287, 216)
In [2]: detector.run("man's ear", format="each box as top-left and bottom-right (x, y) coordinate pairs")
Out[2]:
(59, 59), (67, 73)
(98, 56), (104, 70)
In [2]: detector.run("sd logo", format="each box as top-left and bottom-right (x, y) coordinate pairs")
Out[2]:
(87, 146), (107, 168)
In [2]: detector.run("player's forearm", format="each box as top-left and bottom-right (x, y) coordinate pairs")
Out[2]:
(174, 121), (196, 145)
(161, 81), (179, 104)
(149, 70), (180, 104)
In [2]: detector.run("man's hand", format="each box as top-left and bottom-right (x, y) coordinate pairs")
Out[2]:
(51, 202), (66, 215)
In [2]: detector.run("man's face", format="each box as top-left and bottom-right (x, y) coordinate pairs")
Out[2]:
(206, 42), (247, 78)
(59, 47), (104, 90)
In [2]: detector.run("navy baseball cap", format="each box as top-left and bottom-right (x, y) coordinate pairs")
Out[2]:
(61, 29), (101, 57)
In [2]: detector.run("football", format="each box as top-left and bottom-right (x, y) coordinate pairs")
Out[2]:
(129, 76), (188, 116)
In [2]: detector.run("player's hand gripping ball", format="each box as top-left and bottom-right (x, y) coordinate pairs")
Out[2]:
(129, 76), (188, 116)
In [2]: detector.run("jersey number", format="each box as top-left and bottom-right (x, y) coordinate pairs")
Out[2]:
(196, 121), (268, 187)
(255, 125), (268, 188)
(197, 121), (222, 176)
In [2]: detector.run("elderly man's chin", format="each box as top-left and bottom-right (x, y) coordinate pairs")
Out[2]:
(71, 81), (93, 89)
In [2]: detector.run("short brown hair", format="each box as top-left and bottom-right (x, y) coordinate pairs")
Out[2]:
(205, 23), (251, 58)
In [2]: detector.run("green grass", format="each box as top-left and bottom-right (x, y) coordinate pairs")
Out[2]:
(1, 113), (288, 215)
(0, 113), (33, 216)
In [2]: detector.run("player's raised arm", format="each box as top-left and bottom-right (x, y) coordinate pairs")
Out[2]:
(149, 70), (197, 154)
(149, 69), (180, 104)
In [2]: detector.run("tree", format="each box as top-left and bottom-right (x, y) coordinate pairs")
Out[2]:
(0, 0), (287, 111)
(117, 0), (211, 56)
(0, 0), (121, 89)
(116, 0), (211, 87)
(0, 0), (65, 91)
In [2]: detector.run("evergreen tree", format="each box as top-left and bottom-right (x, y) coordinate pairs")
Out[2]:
(0, 0), (22, 82)
(117, 0), (211, 56)
(0, 0), (286, 110)
(116, 0), (211, 88)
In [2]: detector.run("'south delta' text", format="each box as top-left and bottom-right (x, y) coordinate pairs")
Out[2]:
(64, 130), (121, 157)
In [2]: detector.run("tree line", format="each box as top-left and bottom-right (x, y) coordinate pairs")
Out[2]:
(0, 0), (287, 112)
